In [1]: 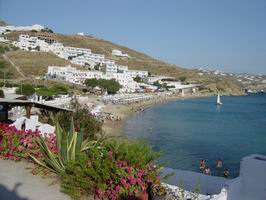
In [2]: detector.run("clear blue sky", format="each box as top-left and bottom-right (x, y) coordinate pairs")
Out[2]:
(1, 0), (266, 74)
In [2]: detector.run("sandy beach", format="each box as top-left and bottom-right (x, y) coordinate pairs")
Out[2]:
(101, 92), (213, 136)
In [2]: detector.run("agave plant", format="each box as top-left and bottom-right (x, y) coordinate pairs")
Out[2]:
(30, 119), (97, 174)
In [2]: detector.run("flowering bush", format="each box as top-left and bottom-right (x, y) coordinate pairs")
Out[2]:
(104, 159), (159, 200)
(0, 123), (57, 162)
(61, 140), (162, 200)
(0, 122), (163, 200)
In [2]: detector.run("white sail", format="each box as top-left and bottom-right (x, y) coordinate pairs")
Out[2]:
(216, 94), (222, 105)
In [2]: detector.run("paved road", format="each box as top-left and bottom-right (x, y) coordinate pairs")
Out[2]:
(0, 160), (70, 200)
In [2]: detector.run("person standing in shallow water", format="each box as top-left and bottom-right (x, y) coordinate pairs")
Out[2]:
(224, 169), (230, 178)
(199, 160), (206, 171)
(204, 167), (211, 175)
(216, 158), (223, 168)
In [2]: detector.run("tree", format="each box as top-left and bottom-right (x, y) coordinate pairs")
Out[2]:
(0, 89), (4, 98)
(133, 75), (141, 83)
(179, 76), (187, 82)
(41, 27), (54, 33)
(56, 100), (102, 140)
(36, 46), (40, 51)
(153, 81), (162, 88)
(94, 63), (100, 71)
(15, 84), (35, 96)
(101, 79), (121, 94)
(84, 78), (121, 94)
(84, 78), (99, 89)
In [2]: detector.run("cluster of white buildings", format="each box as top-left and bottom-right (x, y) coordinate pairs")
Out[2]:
(47, 65), (198, 94)
(5, 24), (198, 94)
(11, 32), (150, 93)
(0, 24), (44, 35)
(47, 65), (140, 93)
(197, 68), (266, 87)
(12, 33), (148, 79)
(12, 34), (130, 68)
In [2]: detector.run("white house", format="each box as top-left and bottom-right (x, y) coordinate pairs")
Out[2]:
(117, 65), (128, 72)
(102, 64), (118, 73)
(0, 36), (9, 42)
(143, 76), (174, 84)
(63, 46), (92, 59)
(112, 49), (129, 57)
(123, 69), (148, 78)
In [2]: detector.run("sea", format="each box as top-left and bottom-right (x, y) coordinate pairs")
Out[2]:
(125, 93), (266, 178)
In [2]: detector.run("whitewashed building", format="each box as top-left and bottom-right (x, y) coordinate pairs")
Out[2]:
(102, 64), (118, 73)
(112, 49), (129, 57)
(0, 36), (9, 42)
(0, 24), (44, 34)
(143, 76), (174, 84)
(63, 46), (92, 59)
(13, 34), (64, 55)
(13, 35), (38, 50)
(123, 69), (148, 78)
(117, 65), (128, 72)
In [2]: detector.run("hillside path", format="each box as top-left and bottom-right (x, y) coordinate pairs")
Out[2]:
(3, 54), (26, 78)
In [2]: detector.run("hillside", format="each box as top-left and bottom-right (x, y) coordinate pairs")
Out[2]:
(5, 31), (198, 79)
(0, 28), (246, 95)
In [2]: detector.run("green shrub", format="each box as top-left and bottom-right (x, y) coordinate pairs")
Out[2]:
(15, 84), (35, 96)
(61, 139), (161, 199)
(36, 85), (69, 97)
(104, 139), (160, 169)
(61, 146), (114, 199)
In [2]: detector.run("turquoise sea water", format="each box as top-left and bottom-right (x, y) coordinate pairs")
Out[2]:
(125, 94), (266, 178)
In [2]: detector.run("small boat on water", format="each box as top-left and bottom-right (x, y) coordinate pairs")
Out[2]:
(216, 94), (222, 106)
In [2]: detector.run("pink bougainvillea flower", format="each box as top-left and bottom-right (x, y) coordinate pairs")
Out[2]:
(108, 150), (113, 158)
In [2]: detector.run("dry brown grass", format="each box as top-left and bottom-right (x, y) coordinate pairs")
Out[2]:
(6, 50), (72, 77)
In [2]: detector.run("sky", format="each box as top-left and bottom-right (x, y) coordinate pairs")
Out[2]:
(0, 0), (266, 74)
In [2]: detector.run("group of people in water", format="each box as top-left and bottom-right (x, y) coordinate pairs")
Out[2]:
(199, 159), (230, 178)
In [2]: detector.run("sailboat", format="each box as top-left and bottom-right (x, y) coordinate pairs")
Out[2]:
(216, 94), (222, 106)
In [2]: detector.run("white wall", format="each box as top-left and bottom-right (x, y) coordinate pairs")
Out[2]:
(226, 154), (266, 200)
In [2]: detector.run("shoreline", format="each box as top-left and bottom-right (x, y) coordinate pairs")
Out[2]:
(101, 92), (214, 136)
